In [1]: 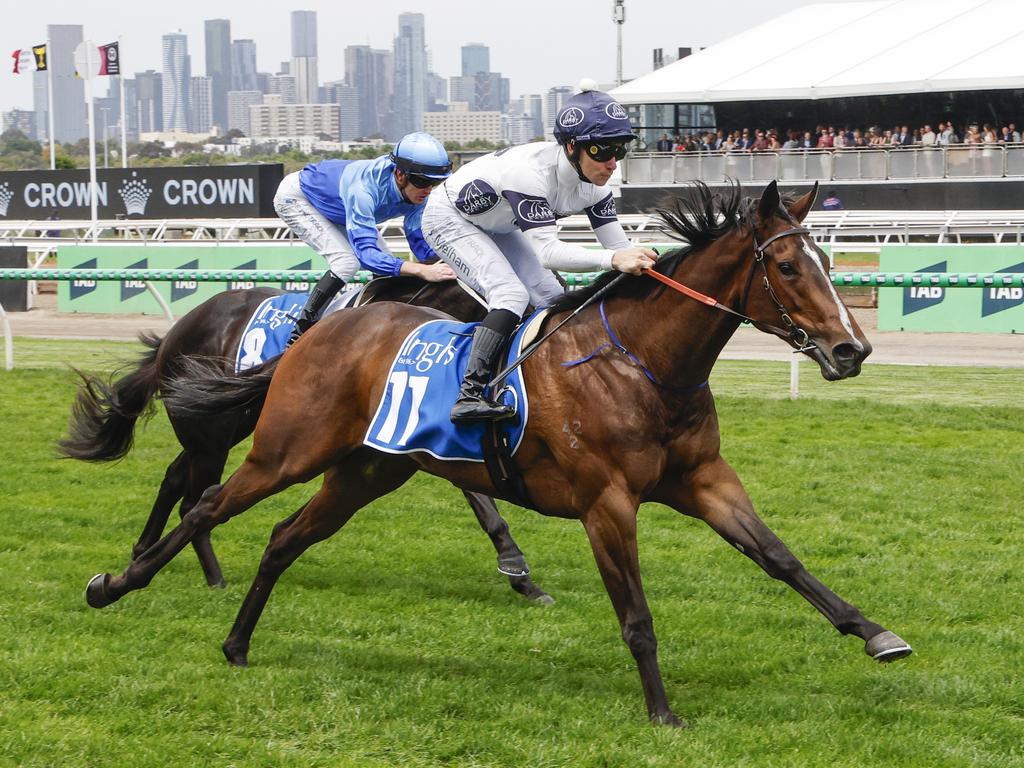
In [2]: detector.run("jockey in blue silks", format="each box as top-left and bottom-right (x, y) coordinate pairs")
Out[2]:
(274, 132), (456, 345)
(422, 82), (658, 423)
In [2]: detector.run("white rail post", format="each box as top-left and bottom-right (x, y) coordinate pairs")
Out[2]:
(789, 354), (800, 400)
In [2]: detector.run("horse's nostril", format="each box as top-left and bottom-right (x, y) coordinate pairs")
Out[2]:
(832, 342), (862, 365)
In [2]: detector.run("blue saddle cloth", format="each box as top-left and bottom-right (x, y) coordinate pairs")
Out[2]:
(235, 294), (306, 372)
(363, 316), (533, 462)
(235, 290), (361, 373)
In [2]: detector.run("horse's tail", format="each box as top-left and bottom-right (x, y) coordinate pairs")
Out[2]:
(57, 332), (164, 462)
(162, 354), (280, 420)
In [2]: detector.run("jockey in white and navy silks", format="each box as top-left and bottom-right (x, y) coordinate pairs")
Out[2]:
(422, 82), (658, 423)
(274, 132), (456, 345)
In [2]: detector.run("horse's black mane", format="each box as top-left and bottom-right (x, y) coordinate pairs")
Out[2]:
(547, 181), (798, 315)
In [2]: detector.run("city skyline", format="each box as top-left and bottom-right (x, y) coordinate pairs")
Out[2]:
(1, 0), (844, 113)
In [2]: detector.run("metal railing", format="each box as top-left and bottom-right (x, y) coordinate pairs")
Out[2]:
(622, 144), (1024, 184)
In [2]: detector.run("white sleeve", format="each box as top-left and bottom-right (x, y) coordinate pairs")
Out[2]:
(584, 193), (631, 251)
(521, 225), (614, 272)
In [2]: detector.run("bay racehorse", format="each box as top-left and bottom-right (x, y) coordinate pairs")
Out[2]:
(60, 275), (549, 602)
(87, 181), (911, 725)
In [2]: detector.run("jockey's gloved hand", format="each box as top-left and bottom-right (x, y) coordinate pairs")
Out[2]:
(612, 247), (658, 275)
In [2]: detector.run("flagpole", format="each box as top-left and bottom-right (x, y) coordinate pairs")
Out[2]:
(83, 46), (99, 242)
(118, 36), (126, 168)
(46, 38), (55, 170)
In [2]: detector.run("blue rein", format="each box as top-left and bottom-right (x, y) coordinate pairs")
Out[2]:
(561, 299), (709, 396)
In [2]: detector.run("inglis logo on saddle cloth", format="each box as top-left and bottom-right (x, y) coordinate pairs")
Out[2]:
(982, 261), (1024, 317)
(454, 179), (500, 216)
(903, 260), (946, 315)
(397, 332), (459, 372)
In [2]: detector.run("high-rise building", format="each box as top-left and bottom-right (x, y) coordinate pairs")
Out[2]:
(2, 109), (36, 138)
(122, 77), (139, 140)
(205, 19), (231, 132)
(227, 90), (262, 135)
(32, 71), (48, 142)
(290, 11), (318, 104)
(426, 72), (447, 112)
(345, 45), (392, 138)
(543, 86), (573, 140)
(161, 32), (192, 132)
(523, 93), (544, 139)
(231, 39), (258, 92)
(191, 76), (213, 133)
(134, 70), (163, 134)
(461, 44), (489, 77)
(267, 74), (298, 104)
(45, 24), (87, 143)
(392, 12), (427, 137)
(324, 81), (360, 140)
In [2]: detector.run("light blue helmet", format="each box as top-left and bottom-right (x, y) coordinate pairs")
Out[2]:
(390, 132), (452, 179)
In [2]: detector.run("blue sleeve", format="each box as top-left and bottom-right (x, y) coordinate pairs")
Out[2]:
(404, 207), (437, 262)
(344, 189), (404, 277)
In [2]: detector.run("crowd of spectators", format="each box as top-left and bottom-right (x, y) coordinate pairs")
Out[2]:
(651, 121), (1022, 153)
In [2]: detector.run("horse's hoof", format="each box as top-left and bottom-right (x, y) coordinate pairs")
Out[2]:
(497, 555), (529, 578)
(865, 630), (913, 662)
(532, 592), (555, 606)
(207, 579), (227, 589)
(85, 573), (114, 609)
(222, 642), (249, 667)
(652, 711), (688, 728)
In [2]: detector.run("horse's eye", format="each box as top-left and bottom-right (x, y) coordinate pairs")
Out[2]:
(778, 262), (796, 276)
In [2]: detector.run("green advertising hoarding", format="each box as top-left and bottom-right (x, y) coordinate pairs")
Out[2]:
(879, 245), (1024, 333)
(57, 245), (400, 315)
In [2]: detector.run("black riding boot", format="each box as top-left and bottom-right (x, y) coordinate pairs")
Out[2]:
(450, 310), (519, 424)
(287, 270), (345, 347)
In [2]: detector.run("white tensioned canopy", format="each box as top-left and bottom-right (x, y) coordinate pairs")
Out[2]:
(611, 0), (1024, 104)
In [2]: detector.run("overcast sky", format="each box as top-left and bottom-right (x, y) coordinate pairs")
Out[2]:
(2, 0), (842, 112)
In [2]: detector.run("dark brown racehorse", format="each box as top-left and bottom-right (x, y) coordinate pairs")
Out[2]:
(60, 275), (550, 602)
(87, 181), (911, 725)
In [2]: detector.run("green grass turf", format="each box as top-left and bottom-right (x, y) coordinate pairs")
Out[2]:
(0, 338), (1022, 767)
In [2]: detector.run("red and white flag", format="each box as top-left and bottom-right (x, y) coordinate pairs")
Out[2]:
(11, 44), (47, 74)
(98, 41), (119, 76)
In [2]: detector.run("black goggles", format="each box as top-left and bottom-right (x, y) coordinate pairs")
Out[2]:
(582, 141), (632, 162)
(407, 174), (445, 189)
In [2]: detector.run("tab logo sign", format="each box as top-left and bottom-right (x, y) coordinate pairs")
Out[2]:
(282, 260), (311, 292)
(121, 258), (148, 302)
(70, 257), (97, 299)
(230, 259), (257, 290)
(172, 259), (199, 302)
(903, 260), (946, 315)
(981, 261), (1024, 317)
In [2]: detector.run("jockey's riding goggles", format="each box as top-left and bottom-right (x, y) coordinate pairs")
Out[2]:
(582, 139), (633, 162)
(407, 173), (445, 189)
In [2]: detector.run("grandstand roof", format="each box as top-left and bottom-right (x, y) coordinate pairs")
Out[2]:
(612, 0), (1024, 104)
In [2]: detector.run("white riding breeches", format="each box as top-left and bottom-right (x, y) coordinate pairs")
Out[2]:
(422, 191), (564, 317)
(274, 171), (390, 280)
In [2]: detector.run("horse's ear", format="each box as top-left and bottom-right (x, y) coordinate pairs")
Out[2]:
(787, 181), (818, 223)
(757, 180), (780, 221)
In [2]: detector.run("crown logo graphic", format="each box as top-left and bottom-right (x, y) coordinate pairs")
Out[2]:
(118, 172), (152, 216)
(0, 183), (13, 217)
